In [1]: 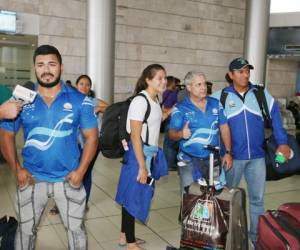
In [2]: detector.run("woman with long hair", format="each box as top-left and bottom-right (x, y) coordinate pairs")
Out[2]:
(75, 75), (108, 205)
(115, 64), (168, 250)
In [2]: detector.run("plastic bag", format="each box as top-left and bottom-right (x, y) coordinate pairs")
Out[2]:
(180, 188), (229, 249)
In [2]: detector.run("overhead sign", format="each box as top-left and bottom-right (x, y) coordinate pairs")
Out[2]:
(0, 10), (16, 33)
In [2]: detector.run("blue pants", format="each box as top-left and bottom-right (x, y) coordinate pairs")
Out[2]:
(225, 158), (266, 243)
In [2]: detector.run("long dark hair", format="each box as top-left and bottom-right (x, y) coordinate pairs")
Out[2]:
(75, 74), (94, 97)
(76, 74), (92, 87)
(134, 64), (165, 95)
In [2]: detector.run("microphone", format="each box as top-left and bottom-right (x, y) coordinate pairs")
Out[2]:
(12, 82), (37, 104)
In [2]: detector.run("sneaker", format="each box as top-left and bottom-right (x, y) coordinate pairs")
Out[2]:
(197, 177), (207, 186)
(214, 180), (225, 190)
(177, 161), (187, 167)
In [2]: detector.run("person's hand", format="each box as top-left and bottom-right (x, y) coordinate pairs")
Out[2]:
(17, 168), (34, 188)
(0, 100), (22, 119)
(222, 154), (233, 170)
(162, 107), (174, 121)
(276, 144), (291, 161)
(137, 166), (148, 184)
(66, 170), (84, 188)
(182, 121), (191, 139)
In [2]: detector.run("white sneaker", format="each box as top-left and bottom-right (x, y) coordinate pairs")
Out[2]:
(214, 180), (224, 190)
(197, 178), (207, 186)
(177, 161), (187, 167)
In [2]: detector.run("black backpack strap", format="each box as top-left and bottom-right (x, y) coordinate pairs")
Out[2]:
(220, 88), (228, 108)
(119, 99), (131, 142)
(253, 85), (272, 128)
(135, 93), (151, 145)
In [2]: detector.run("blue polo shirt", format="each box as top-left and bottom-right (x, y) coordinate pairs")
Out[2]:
(169, 96), (227, 158)
(0, 82), (97, 182)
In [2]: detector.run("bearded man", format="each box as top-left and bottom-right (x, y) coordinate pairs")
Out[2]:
(0, 45), (98, 250)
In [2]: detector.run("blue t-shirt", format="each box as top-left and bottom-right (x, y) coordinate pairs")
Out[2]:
(0, 82), (97, 182)
(78, 96), (101, 149)
(169, 96), (227, 158)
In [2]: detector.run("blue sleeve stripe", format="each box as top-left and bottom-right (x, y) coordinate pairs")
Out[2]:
(82, 102), (94, 107)
(269, 98), (274, 118)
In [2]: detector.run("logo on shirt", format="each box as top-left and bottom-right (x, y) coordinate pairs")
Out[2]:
(23, 103), (35, 111)
(212, 108), (218, 115)
(185, 111), (195, 121)
(63, 102), (73, 112)
(229, 100), (236, 108)
(24, 113), (74, 151)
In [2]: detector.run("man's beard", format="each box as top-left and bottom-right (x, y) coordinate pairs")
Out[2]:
(36, 73), (61, 88)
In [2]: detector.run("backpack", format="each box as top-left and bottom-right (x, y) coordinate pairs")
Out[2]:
(0, 216), (18, 250)
(220, 85), (270, 128)
(220, 86), (300, 181)
(99, 93), (151, 158)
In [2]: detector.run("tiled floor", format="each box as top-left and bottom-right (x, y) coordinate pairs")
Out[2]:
(0, 146), (300, 249)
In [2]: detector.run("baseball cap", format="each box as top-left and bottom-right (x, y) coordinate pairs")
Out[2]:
(229, 57), (254, 71)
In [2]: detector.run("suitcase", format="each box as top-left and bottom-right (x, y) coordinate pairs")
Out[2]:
(256, 203), (300, 250)
(180, 145), (249, 250)
(278, 203), (300, 220)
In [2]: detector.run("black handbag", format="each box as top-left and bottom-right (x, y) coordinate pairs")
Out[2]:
(254, 86), (300, 180)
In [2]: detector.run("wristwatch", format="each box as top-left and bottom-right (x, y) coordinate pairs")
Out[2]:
(225, 150), (233, 156)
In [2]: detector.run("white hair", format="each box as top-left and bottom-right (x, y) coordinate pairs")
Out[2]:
(183, 71), (206, 85)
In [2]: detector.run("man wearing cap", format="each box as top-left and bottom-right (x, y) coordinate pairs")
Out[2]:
(212, 57), (290, 245)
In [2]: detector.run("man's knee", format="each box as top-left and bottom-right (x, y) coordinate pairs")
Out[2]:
(63, 182), (86, 231)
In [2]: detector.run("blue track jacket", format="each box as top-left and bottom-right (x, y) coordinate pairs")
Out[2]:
(212, 83), (287, 160)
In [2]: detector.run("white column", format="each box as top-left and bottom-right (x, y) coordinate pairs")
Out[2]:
(87, 0), (115, 103)
(244, 0), (270, 85)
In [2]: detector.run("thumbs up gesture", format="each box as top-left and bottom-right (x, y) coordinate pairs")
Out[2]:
(182, 121), (191, 139)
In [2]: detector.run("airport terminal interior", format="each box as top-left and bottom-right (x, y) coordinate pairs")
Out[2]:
(1, 0), (300, 249)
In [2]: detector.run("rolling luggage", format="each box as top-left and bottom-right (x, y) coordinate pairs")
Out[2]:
(256, 203), (300, 250)
(180, 145), (248, 250)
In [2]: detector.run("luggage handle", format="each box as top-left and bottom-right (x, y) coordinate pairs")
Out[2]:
(204, 145), (220, 186)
